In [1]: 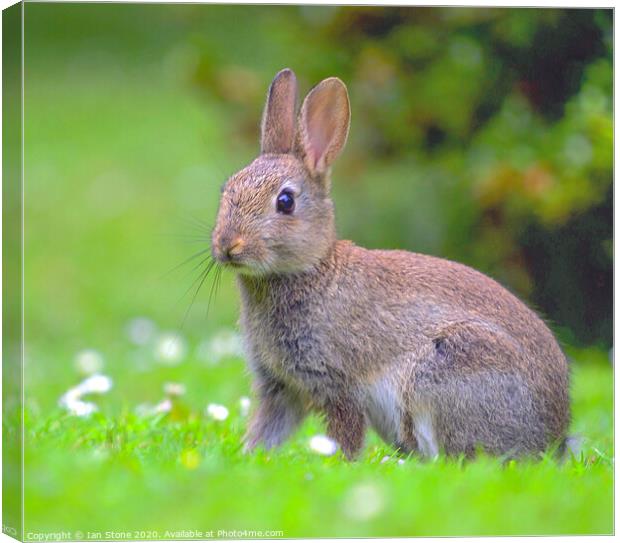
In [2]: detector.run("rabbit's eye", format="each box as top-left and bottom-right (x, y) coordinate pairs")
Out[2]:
(276, 190), (295, 214)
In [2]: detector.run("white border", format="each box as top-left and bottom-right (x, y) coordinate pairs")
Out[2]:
(0, 2), (616, 543)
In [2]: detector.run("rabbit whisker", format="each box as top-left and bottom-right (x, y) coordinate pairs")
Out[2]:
(161, 247), (213, 279)
(160, 233), (212, 243)
(206, 264), (223, 320)
(179, 258), (218, 329)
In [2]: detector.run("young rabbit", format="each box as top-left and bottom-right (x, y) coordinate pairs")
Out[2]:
(211, 68), (570, 459)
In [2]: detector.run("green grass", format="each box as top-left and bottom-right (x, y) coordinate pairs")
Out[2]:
(21, 358), (614, 538)
(15, 22), (614, 539)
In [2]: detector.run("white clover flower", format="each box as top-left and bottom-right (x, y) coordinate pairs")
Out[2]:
(164, 382), (186, 397)
(59, 374), (113, 417)
(59, 388), (81, 407)
(135, 398), (172, 417)
(155, 332), (187, 365)
(239, 396), (251, 417)
(206, 403), (229, 421)
(126, 317), (157, 346)
(78, 374), (113, 395)
(65, 400), (98, 417)
(59, 393), (98, 417)
(197, 329), (243, 365)
(154, 398), (173, 414)
(309, 435), (338, 456)
(343, 483), (386, 521)
(380, 455), (405, 465)
(74, 349), (104, 375)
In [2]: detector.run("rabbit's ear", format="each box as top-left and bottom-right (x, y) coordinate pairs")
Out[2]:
(260, 68), (298, 155)
(297, 77), (350, 177)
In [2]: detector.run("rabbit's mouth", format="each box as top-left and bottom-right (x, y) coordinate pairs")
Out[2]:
(223, 258), (255, 274)
(213, 237), (273, 275)
(227, 258), (276, 277)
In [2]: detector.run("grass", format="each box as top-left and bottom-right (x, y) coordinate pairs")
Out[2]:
(12, 12), (614, 538)
(20, 357), (614, 538)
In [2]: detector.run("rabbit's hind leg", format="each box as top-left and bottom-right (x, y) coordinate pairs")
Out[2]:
(364, 374), (401, 446)
(421, 372), (544, 458)
(363, 372), (423, 457)
(411, 323), (549, 458)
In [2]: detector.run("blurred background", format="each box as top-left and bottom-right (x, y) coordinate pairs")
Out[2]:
(24, 4), (612, 351)
(18, 3), (612, 536)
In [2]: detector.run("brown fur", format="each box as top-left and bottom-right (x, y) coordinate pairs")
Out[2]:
(211, 69), (570, 460)
(261, 68), (298, 155)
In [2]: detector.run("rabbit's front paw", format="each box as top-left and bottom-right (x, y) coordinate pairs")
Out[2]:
(243, 387), (307, 452)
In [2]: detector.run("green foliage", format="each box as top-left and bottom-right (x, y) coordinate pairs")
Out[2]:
(24, 5), (612, 346)
(190, 6), (614, 346)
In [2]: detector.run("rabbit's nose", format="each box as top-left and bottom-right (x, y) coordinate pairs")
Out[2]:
(217, 236), (245, 262)
(226, 237), (245, 257)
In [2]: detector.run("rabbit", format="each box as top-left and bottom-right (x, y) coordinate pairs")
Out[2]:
(211, 68), (570, 460)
